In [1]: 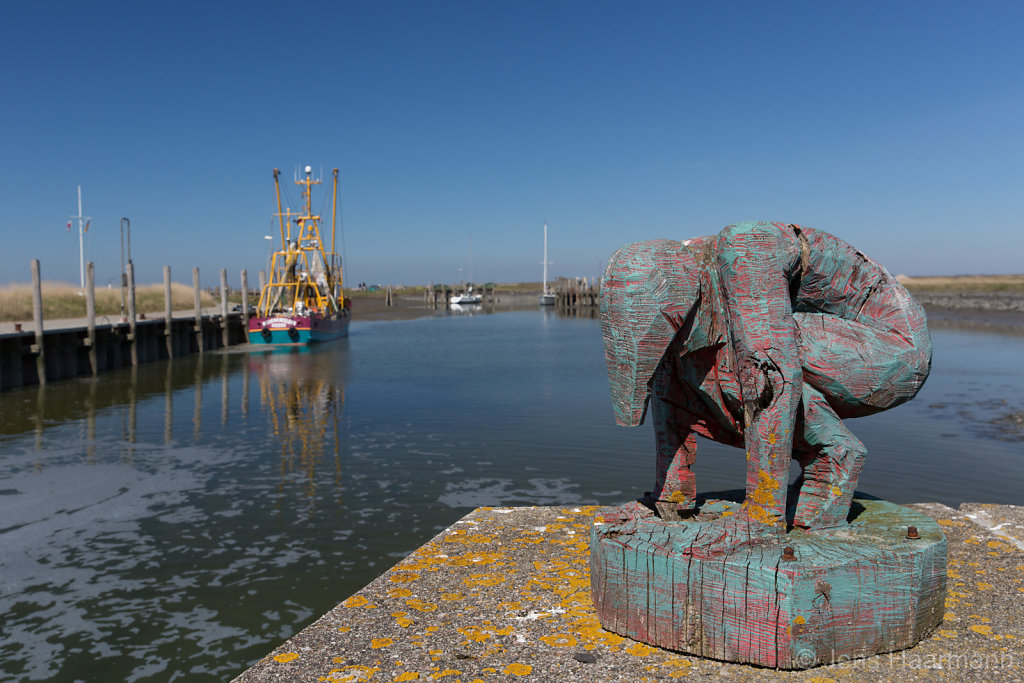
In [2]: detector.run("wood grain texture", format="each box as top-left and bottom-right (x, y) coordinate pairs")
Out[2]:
(599, 222), (933, 545)
(590, 495), (947, 669)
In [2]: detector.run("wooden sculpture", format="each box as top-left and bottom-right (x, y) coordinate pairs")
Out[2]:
(591, 221), (945, 668)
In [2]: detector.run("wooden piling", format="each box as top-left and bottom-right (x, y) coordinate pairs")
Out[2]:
(127, 262), (138, 365)
(241, 269), (249, 326)
(31, 259), (45, 384)
(386, 286), (393, 307)
(164, 265), (174, 358)
(86, 261), (97, 374)
(220, 269), (229, 347)
(193, 267), (203, 352)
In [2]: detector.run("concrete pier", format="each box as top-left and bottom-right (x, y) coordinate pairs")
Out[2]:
(234, 502), (1023, 682)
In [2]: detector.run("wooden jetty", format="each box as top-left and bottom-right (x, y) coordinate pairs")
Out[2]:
(0, 259), (253, 391)
(554, 277), (599, 310)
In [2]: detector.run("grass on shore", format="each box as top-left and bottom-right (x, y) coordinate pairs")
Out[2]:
(897, 274), (1024, 292)
(0, 281), (218, 322)
(5, 275), (1019, 322)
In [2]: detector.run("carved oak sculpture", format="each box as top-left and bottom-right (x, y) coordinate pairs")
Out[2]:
(601, 221), (932, 549)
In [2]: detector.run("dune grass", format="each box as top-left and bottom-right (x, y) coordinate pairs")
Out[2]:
(898, 274), (1024, 292)
(0, 281), (217, 322)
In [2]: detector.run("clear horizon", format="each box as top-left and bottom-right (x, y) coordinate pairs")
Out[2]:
(3, 1), (1022, 288)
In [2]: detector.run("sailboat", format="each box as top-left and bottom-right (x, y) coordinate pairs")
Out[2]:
(539, 221), (556, 306)
(249, 166), (351, 344)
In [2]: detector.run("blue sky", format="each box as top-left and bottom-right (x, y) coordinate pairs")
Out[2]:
(2, 1), (1021, 288)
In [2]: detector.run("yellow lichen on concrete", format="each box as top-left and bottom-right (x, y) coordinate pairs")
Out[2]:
(429, 668), (461, 679)
(389, 572), (420, 583)
(462, 573), (506, 587)
(406, 598), (438, 612)
(439, 592), (464, 601)
(626, 642), (658, 656)
(342, 596), (371, 608)
(539, 633), (577, 647)
(457, 626), (492, 643)
(320, 664), (381, 682)
(503, 663), (532, 675)
(273, 652), (299, 663)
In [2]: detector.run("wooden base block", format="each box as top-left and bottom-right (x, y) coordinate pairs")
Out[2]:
(590, 493), (947, 669)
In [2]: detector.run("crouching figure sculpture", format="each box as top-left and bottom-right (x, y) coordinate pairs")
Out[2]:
(591, 222), (945, 668)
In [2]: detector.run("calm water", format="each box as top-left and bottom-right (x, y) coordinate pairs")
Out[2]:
(0, 308), (1021, 681)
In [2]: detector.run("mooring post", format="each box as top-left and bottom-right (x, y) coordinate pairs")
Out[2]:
(220, 268), (229, 347)
(86, 261), (97, 374)
(240, 269), (249, 330)
(386, 286), (393, 308)
(127, 262), (138, 365)
(31, 259), (46, 384)
(163, 265), (174, 358)
(193, 267), (204, 353)
(259, 270), (266, 293)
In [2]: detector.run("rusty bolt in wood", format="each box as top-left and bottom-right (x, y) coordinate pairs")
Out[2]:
(906, 526), (921, 540)
(782, 546), (796, 561)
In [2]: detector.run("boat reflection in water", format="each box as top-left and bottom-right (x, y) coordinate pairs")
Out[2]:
(249, 344), (349, 512)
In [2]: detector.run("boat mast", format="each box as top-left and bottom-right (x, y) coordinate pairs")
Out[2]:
(302, 165), (313, 217)
(331, 168), (338, 258)
(542, 221), (549, 293)
(273, 169), (285, 248)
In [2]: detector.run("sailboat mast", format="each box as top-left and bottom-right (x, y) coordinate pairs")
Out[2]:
(542, 221), (548, 291)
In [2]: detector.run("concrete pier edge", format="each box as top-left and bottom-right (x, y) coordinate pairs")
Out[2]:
(234, 502), (1023, 682)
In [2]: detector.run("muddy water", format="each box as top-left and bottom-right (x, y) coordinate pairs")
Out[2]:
(0, 309), (1020, 681)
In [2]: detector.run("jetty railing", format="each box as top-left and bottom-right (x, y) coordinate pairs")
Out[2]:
(0, 259), (253, 391)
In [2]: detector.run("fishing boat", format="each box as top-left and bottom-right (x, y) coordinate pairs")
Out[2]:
(539, 221), (556, 306)
(249, 166), (351, 345)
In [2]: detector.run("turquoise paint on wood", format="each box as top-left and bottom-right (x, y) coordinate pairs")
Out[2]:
(590, 494), (946, 669)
